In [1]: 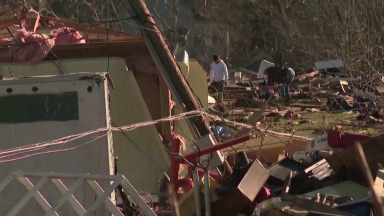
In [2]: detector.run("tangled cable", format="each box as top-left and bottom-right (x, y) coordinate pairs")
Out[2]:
(0, 109), (311, 161)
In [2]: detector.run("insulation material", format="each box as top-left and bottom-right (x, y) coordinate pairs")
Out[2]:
(49, 27), (86, 45)
(9, 9), (85, 63)
(9, 28), (54, 63)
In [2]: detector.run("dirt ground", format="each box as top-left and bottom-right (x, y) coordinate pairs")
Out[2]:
(221, 108), (384, 165)
(272, 110), (383, 137)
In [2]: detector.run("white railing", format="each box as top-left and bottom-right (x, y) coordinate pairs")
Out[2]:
(0, 171), (156, 216)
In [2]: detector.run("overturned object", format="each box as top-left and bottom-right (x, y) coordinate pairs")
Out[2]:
(212, 160), (270, 216)
(9, 28), (54, 63)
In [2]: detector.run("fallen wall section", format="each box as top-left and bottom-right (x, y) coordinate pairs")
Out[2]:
(0, 73), (113, 216)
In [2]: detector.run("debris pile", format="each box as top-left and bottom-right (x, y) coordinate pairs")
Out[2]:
(161, 59), (384, 216)
(1, 2), (384, 215)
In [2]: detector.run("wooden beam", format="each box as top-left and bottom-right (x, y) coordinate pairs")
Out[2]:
(124, 0), (212, 138)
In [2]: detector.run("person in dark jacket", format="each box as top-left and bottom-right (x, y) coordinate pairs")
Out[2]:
(264, 66), (295, 99)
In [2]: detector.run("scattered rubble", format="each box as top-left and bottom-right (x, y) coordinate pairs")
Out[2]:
(188, 59), (384, 216)
(1, 1), (384, 215)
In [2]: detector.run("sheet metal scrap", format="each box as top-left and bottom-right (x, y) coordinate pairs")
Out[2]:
(271, 172), (352, 216)
(310, 193), (353, 207)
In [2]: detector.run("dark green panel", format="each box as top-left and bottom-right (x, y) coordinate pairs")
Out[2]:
(0, 91), (79, 124)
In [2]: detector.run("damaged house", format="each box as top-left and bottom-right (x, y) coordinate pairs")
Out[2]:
(0, 9), (209, 214)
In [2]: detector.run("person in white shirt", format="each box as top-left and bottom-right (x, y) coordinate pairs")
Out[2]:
(207, 54), (228, 103)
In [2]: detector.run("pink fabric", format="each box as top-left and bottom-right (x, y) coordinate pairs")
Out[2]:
(49, 27), (85, 45)
(178, 177), (194, 193)
(10, 28), (54, 63)
(261, 85), (274, 94)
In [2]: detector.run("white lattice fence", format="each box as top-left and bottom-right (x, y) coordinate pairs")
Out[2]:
(0, 171), (156, 216)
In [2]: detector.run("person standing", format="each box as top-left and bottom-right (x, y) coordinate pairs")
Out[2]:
(264, 65), (295, 99)
(207, 54), (228, 103)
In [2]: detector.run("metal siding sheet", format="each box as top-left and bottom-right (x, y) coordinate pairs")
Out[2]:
(0, 92), (80, 123)
(174, 59), (209, 161)
(314, 60), (344, 70)
(110, 69), (170, 192)
(0, 73), (112, 215)
(0, 57), (170, 193)
(188, 59), (208, 109)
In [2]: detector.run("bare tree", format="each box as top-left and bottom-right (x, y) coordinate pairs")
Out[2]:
(154, 0), (384, 74)
(254, 0), (384, 74)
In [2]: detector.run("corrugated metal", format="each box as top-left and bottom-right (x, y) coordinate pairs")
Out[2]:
(314, 59), (344, 70)
(0, 73), (112, 215)
(0, 57), (170, 193)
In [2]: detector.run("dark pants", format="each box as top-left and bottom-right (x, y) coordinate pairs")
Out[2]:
(281, 68), (295, 98)
(211, 81), (224, 103)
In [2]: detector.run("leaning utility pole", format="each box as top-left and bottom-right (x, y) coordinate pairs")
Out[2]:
(125, 0), (233, 173)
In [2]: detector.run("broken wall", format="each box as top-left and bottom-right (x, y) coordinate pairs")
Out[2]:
(132, 55), (172, 140)
(0, 57), (170, 193)
(0, 73), (112, 215)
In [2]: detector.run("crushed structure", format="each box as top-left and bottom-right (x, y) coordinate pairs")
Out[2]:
(0, 1), (384, 216)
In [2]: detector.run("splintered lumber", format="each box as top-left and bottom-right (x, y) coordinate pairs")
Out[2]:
(237, 95), (271, 136)
(295, 70), (319, 81)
